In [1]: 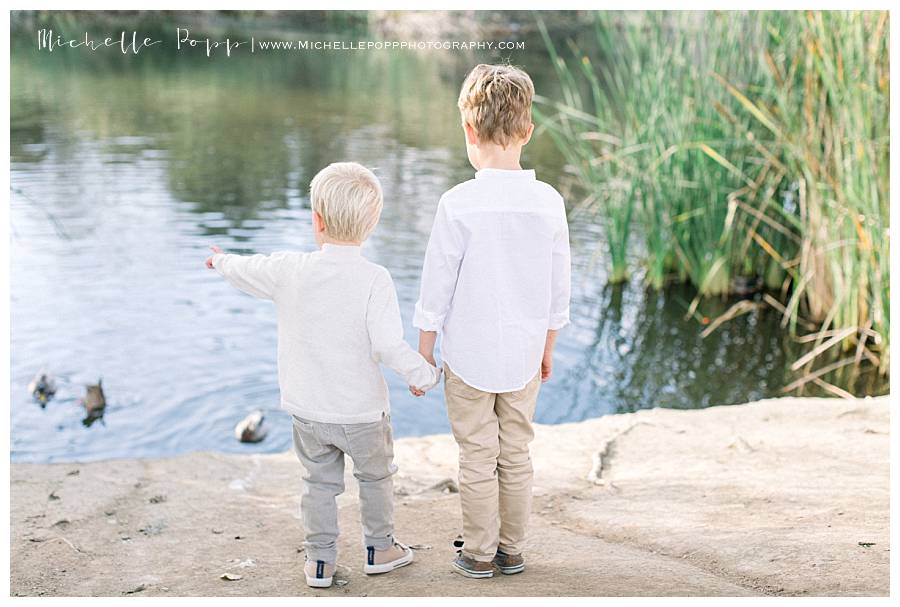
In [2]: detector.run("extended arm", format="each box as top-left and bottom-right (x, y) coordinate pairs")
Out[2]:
(206, 245), (291, 301)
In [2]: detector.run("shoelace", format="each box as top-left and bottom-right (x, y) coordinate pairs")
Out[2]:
(369, 541), (412, 565)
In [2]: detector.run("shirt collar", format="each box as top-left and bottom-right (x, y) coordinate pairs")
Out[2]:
(474, 168), (536, 180)
(320, 243), (362, 258)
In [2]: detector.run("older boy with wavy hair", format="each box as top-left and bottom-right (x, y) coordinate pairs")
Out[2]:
(414, 64), (572, 578)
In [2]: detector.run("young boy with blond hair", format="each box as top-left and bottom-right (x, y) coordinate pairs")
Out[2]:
(207, 162), (441, 588)
(414, 64), (572, 578)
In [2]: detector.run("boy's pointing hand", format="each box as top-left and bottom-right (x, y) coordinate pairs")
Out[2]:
(205, 245), (224, 269)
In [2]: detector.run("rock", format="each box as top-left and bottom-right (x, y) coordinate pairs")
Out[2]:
(425, 479), (458, 494)
(138, 521), (166, 536)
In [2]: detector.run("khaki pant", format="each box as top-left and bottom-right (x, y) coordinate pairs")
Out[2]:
(443, 363), (541, 562)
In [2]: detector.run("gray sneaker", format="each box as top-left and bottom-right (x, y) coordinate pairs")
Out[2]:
(451, 553), (494, 579)
(364, 541), (415, 575)
(492, 550), (525, 575)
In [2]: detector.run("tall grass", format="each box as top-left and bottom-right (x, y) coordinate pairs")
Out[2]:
(721, 11), (890, 376)
(535, 10), (889, 380)
(536, 13), (771, 293)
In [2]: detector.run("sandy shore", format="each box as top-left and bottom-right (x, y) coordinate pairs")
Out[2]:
(10, 396), (889, 597)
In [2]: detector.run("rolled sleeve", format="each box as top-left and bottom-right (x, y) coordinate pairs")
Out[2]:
(549, 309), (570, 330)
(412, 301), (445, 332)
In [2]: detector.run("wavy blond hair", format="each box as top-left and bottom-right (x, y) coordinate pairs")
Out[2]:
(310, 162), (383, 242)
(457, 63), (535, 148)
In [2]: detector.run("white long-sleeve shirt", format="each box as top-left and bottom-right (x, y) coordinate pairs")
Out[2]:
(213, 244), (440, 424)
(413, 168), (571, 393)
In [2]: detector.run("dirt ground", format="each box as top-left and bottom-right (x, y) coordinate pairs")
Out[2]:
(10, 396), (889, 596)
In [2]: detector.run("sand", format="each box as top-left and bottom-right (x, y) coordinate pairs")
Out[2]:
(10, 395), (889, 596)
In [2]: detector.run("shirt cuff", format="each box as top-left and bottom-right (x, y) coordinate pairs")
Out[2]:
(549, 309), (570, 330)
(212, 253), (229, 275)
(413, 302), (444, 332)
(417, 365), (442, 392)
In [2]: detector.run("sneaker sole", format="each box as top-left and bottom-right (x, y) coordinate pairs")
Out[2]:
(305, 575), (333, 588)
(364, 550), (414, 575)
(495, 564), (525, 575)
(451, 561), (494, 579)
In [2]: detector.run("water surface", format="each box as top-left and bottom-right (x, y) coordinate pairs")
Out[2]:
(10, 19), (884, 462)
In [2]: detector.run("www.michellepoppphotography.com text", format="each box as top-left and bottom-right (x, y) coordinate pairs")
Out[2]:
(36, 28), (525, 56)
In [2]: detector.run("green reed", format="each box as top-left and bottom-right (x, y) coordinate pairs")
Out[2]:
(721, 11), (890, 374)
(536, 12), (770, 293)
(535, 10), (889, 378)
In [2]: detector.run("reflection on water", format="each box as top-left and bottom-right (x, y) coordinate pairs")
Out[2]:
(10, 19), (886, 462)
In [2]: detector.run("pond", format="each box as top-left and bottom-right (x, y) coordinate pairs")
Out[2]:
(10, 15), (887, 462)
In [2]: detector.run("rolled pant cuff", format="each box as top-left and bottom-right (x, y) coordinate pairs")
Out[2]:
(305, 547), (337, 564)
(462, 550), (495, 563)
(365, 535), (394, 550)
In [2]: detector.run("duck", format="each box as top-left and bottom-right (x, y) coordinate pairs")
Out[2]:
(27, 371), (57, 407)
(234, 410), (268, 443)
(80, 380), (106, 427)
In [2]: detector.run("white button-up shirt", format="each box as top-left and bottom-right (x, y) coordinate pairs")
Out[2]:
(214, 244), (440, 424)
(414, 168), (571, 393)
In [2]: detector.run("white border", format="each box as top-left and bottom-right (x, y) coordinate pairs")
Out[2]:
(4, 4), (896, 605)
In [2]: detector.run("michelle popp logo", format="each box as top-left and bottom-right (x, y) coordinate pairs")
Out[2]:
(36, 29), (246, 56)
(35, 28), (524, 57)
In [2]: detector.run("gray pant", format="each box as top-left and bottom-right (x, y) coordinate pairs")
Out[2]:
(291, 414), (397, 563)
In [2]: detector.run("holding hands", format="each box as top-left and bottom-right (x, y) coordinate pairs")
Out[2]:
(410, 331), (439, 397)
(409, 364), (441, 397)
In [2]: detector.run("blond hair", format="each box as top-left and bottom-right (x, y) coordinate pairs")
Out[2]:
(309, 162), (383, 242)
(457, 63), (535, 148)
